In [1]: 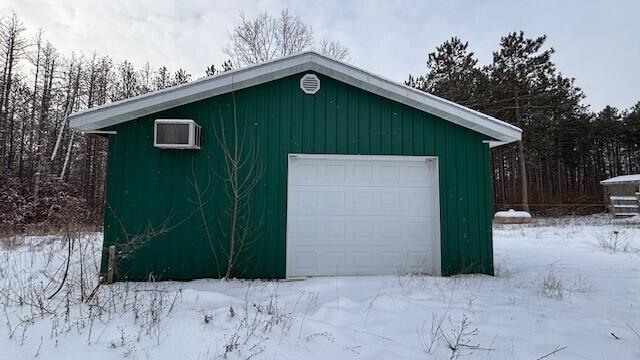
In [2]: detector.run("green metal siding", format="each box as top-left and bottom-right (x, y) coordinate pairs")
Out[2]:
(102, 72), (494, 280)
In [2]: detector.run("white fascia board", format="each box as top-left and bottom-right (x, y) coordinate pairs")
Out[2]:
(69, 52), (522, 144)
(307, 56), (521, 143)
(483, 140), (509, 148)
(69, 55), (313, 131)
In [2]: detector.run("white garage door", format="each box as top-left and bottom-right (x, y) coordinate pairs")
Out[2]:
(286, 154), (440, 277)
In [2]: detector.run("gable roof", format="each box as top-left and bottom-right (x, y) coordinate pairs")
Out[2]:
(69, 51), (522, 145)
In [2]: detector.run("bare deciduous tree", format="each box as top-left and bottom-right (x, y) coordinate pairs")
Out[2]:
(317, 39), (349, 61)
(224, 10), (349, 66)
(0, 11), (28, 171)
(225, 10), (312, 66)
(214, 93), (264, 280)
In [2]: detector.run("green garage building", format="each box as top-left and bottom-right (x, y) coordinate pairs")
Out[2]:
(69, 52), (521, 281)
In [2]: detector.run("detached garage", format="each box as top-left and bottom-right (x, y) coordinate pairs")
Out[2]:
(69, 52), (521, 281)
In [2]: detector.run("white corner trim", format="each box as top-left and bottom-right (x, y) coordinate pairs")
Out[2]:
(431, 156), (442, 276)
(69, 51), (522, 144)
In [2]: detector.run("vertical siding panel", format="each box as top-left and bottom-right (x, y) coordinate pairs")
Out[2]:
(445, 122), (459, 273)
(325, 77), (337, 153)
(335, 83), (348, 153)
(260, 86), (278, 274)
(467, 133), (480, 272)
(245, 88), (258, 276)
(380, 99), (392, 154)
(358, 91), (370, 154)
(455, 127), (470, 270)
(276, 79), (292, 278)
(413, 110), (424, 155)
(290, 81), (302, 153)
(347, 86), (358, 153)
(313, 77), (326, 152)
(391, 102), (402, 154)
(402, 107), (413, 154)
(423, 114), (435, 155)
(269, 80), (283, 278)
(369, 99), (381, 154)
(433, 118), (448, 273)
(254, 86), (267, 276)
(302, 88), (314, 153)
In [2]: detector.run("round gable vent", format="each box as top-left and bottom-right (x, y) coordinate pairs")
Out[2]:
(300, 74), (320, 94)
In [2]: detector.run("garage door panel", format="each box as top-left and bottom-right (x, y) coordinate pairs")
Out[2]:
(375, 165), (400, 182)
(321, 251), (346, 269)
(323, 221), (346, 239)
(289, 246), (433, 275)
(291, 189), (432, 217)
(295, 191), (317, 214)
(295, 163), (319, 181)
(406, 251), (431, 269)
(293, 221), (316, 244)
(293, 252), (317, 270)
(287, 155), (438, 277)
(379, 251), (403, 268)
(353, 251), (375, 269)
(323, 164), (347, 181)
(322, 191), (346, 211)
(353, 164), (374, 181)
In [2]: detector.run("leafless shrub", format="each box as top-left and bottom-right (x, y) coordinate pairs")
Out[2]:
(418, 310), (493, 359)
(596, 230), (629, 253)
(221, 285), (319, 358)
(417, 312), (446, 354)
(539, 267), (566, 300)
(212, 93), (265, 280)
(0, 235), (25, 249)
(0, 232), (182, 356)
(571, 274), (592, 293)
(493, 262), (514, 278)
(397, 271), (426, 288)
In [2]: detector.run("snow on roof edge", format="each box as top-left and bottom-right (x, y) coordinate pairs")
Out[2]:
(600, 174), (640, 185)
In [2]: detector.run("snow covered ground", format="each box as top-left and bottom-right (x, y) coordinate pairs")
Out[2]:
(1, 215), (639, 359)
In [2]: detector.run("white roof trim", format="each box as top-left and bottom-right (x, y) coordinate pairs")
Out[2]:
(69, 51), (522, 144)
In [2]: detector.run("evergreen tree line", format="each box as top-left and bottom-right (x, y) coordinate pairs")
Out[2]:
(407, 33), (640, 214)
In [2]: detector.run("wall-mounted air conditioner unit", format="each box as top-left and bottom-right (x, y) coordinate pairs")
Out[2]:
(154, 119), (201, 149)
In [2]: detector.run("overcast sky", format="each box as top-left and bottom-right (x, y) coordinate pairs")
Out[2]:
(2, 0), (638, 112)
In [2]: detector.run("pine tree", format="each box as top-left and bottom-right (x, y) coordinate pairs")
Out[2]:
(154, 66), (171, 90)
(406, 37), (484, 108)
(205, 60), (233, 77)
(485, 31), (557, 211)
(171, 68), (191, 86)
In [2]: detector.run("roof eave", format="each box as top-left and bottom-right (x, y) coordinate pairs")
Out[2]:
(69, 54), (315, 131)
(69, 51), (522, 144)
